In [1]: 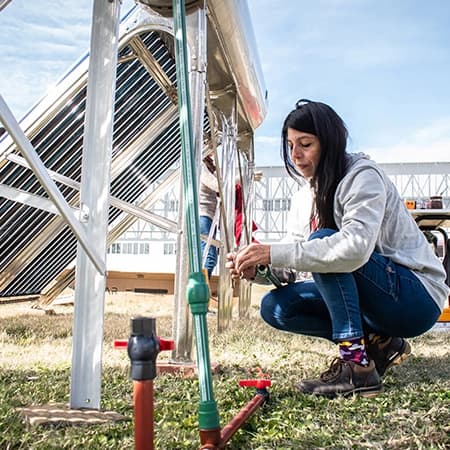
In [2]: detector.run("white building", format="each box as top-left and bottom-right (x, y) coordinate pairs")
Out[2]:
(107, 161), (450, 272)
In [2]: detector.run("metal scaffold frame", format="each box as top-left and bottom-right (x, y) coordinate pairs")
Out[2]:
(0, 0), (267, 413)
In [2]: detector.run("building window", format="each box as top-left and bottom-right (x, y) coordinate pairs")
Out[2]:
(163, 242), (176, 255)
(108, 242), (152, 254)
(263, 199), (273, 211)
(110, 243), (121, 254)
(167, 200), (179, 212)
(263, 198), (290, 211)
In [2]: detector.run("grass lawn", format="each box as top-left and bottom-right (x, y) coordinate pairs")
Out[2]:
(0, 290), (449, 449)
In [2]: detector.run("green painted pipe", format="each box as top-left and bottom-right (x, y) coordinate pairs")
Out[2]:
(172, 0), (220, 432)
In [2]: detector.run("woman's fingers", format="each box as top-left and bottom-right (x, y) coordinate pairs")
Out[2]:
(226, 247), (268, 280)
(226, 252), (240, 279)
(235, 244), (270, 272)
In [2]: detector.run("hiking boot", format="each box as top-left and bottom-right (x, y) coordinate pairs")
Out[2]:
(366, 337), (411, 376)
(296, 358), (382, 398)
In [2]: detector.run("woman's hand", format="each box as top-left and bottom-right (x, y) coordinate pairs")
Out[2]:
(226, 251), (256, 281)
(233, 244), (270, 278)
(226, 252), (245, 280)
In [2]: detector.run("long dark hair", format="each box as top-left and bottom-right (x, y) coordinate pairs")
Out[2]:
(281, 99), (348, 229)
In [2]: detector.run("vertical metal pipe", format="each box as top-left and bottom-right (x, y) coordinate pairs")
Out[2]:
(217, 118), (236, 332)
(70, 0), (120, 410)
(239, 152), (254, 318)
(171, 202), (194, 362)
(172, 0), (220, 435)
(171, 5), (207, 364)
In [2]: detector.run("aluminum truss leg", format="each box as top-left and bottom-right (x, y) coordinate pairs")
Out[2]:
(70, 0), (121, 410)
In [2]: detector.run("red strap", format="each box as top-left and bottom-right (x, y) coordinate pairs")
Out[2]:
(310, 214), (318, 232)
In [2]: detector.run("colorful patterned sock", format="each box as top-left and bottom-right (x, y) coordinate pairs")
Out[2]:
(338, 336), (369, 366)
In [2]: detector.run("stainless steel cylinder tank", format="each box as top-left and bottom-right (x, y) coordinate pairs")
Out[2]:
(137, 0), (201, 16)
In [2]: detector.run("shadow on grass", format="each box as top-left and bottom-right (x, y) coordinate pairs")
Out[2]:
(385, 352), (450, 388)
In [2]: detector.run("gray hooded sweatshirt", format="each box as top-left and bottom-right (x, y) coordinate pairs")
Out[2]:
(270, 153), (449, 311)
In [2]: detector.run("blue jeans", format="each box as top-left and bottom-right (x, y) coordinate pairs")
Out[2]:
(260, 228), (441, 342)
(200, 215), (217, 279)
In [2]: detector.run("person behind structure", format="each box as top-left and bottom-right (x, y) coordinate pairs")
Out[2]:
(199, 153), (219, 280)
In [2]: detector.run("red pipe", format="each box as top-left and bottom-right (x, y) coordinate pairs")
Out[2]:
(117, 333), (269, 450)
(219, 393), (266, 446)
(115, 319), (174, 450)
(199, 428), (222, 449)
(199, 380), (271, 449)
(199, 393), (267, 449)
(134, 380), (154, 450)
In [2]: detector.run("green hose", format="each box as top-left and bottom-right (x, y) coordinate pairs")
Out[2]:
(172, 0), (220, 431)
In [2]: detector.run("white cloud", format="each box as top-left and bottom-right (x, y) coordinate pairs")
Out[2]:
(254, 135), (283, 166)
(413, 118), (450, 141)
(0, 0), (135, 117)
(357, 118), (450, 163)
(250, 0), (445, 76)
(363, 139), (450, 164)
(255, 136), (279, 146)
(255, 117), (450, 166)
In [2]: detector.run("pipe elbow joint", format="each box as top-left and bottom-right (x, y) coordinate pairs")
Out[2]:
(186, 271), (210, 315)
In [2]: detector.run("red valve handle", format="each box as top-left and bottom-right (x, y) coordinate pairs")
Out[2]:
(239, 379), (272, 389)
(113, 338), (174, 351)
(114, 339), (127, 349)
(158, 338), (175, 351)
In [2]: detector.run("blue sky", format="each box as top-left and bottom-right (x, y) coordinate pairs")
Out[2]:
(1, 0), (450, 166)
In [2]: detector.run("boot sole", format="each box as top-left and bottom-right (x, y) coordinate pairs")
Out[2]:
(352, 384), (383, 398)
(336, 384), (383, 399)
(298, 384), (383, 399)
(384, 340), (411, 373)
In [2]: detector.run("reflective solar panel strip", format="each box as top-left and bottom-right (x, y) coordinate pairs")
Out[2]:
(39, 168), (182, 305)
(0, 29), (181, 297)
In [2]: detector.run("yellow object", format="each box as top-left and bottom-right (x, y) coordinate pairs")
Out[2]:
(437, 307), (450, 322)
(202, 268), (211, 290)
